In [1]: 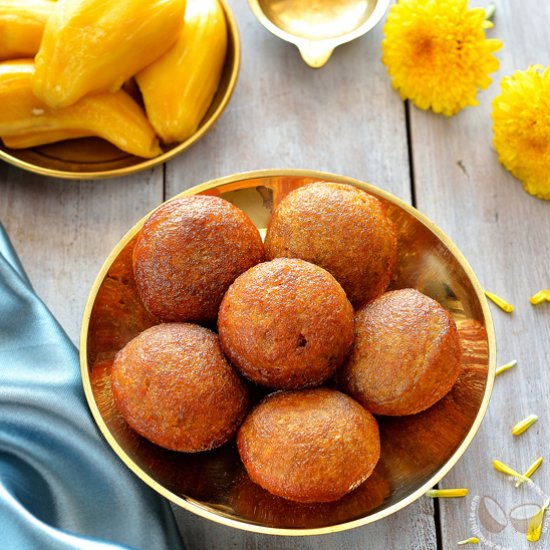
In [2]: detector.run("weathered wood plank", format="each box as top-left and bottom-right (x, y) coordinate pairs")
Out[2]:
(0, 163), (163, 345)
(169, 2), (437, 549)
(175, 497), (436, 550)
(410, 1), (550, 548)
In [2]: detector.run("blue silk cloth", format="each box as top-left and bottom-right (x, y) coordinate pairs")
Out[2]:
(0, 224), (184, 549)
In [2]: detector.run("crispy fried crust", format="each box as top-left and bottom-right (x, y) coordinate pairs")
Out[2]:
(380, 320), (489, 478)
(218, 258), (354, 389)
(133, 196), (265, 323)
(265, 182), (397, 308)
(111, 323), (249, 452)
(237, 388), (381, 503)
(339, 288), (462, 416)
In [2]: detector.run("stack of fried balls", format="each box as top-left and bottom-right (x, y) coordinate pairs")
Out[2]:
(111, 182), (463, 504)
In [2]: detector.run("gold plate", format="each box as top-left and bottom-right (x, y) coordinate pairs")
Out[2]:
(80, 169), (495, 536)
(248, 0), (390, 67)
(0, 0), (240, 180)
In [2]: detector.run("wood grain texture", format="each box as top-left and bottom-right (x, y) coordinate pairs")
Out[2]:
(409, 1), (550, 549)
(0, 163), (163, 344)
(175, 496), (436, 550)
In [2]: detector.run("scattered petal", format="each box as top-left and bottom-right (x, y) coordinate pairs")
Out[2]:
(492, 459), (531, 483)
(512, 414), (538, 436)
(527, 498), (550, 542)
(458, 537), (480, 545)
(516, 457), (544, 488)
(496, 359), (517, 376)
(426, 488), (469, 498)
(485, 290), (514, 312)
(530, 290), (550, 305)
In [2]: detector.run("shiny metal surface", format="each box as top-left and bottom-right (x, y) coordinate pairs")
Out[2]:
(248, 0), (390, 67)
(80, 169), (495, 535)
(0, 0), (239, 180)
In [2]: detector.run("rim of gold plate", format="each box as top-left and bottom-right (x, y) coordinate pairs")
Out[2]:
(80, 169), (496, 536)
(0, 0), (240, 180)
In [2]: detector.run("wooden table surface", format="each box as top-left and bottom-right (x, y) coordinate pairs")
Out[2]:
(1, 1), (549, 549)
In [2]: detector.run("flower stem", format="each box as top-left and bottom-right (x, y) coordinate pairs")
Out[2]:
(485, 3), (496, 21)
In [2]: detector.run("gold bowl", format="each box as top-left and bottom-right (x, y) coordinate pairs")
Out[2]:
(248, 0), (390, 68)
(0, 0), (239, 180)
(80, 169), (495, 535)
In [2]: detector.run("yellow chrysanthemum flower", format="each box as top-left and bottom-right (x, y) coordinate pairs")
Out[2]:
(492, 66), (550, 200)
(382, 0), (502, 116)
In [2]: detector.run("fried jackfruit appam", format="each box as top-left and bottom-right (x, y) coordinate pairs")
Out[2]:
(111, 323), (249, 452)
(133, 195), (265, 323)
(380, 320), (489, 480)
(339, 288), (462, 416)
(218, 258), (354, 390)
(237, 388), (380, 503)
(265, 182), (398, 308)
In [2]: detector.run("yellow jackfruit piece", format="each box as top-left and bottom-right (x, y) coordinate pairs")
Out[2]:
(0, 0), (55, 60)
(136, 0), (227, 144)
(33, 0), (187, 108)
(0, 60), (161, 158)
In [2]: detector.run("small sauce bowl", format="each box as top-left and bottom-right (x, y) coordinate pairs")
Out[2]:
(248, 0), (390, 68)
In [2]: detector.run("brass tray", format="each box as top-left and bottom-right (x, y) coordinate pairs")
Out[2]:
(80, 169), (496, 535)
(0, 0), (239, 180)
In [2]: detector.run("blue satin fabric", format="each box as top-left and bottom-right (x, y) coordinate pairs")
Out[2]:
(0, 224), (184, 550)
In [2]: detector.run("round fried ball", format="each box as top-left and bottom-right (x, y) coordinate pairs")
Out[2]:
(237, 388), (381, 503)
(265, 182), (398, 308)
(133, 196), (265, 323)
(380, 320), (488, 479)
(218, 258), (354, 390)
(111, 323), (249, 452)
(339, 289), (462, 416)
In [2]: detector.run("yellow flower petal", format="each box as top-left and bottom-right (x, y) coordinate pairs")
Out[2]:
(458, 537), (480, 545)
(527, 498), (550, 542)
(382, 0), (502, 116)
(426, 488), (469, 498)
(512, 414), (538, 436)
(492, 66), (550, 200)
(484, 290), (514, 312)
(496, 359), (517, 376)
(530, 290), (550, 305)
(516, 457), (543, 488)
(492, 459), (531, 483)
